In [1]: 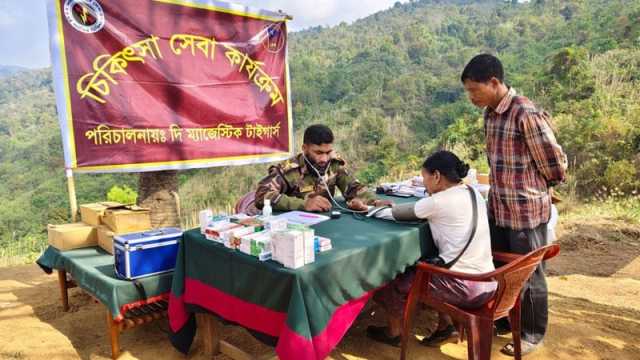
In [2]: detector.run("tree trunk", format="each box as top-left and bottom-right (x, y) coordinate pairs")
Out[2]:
(137, 171), (180, 228)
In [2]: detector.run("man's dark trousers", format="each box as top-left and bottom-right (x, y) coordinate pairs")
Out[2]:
(490, 220), (549, 344)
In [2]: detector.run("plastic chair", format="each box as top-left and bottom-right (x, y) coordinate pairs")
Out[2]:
(400, 244), (560, 360)
(234, 191), (258, 216)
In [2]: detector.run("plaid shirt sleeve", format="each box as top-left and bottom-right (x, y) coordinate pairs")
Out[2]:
(520, 111), (568, 186)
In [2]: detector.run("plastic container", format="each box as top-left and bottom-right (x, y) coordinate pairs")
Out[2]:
(262, 199), (272, 219)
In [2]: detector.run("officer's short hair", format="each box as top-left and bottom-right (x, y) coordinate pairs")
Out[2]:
(461, 54), (504, 83)
(303, 124), (334, 145)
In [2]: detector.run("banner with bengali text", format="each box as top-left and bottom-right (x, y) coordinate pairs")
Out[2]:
(46, 0), (292, 173)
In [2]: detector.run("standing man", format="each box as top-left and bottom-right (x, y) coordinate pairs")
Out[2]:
(461, 54), (567, 356)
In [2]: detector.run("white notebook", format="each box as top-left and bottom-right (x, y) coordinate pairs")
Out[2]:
(274, 211), (330, 226)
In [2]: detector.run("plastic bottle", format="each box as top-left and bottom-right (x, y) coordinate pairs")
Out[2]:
(262, 199), (272, 219)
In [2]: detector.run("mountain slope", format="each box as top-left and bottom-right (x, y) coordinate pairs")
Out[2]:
(1, 0), (639, 263)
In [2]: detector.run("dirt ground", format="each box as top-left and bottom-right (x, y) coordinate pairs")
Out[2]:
(1, 217), (639, 360)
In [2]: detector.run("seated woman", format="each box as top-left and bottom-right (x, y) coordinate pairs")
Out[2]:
(367, 150), (497, 347)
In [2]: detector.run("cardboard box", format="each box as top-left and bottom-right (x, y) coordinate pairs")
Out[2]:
(288, 224), (315, 264)
(102, 205), (151, 234)
(239, 231), (271, 256)
(223, 226), (256, 249)
(271, 230), (305, 269)
(80, 201), (123, 226)
(48, 223), (97, 251)
(266, 217), (288, 232)
(205, 223), (241, 242)
(314, 236), (332, 252)
(97, 225), (115, 254)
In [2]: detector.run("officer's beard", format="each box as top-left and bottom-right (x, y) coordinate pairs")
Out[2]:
(303, 152), (329, 176)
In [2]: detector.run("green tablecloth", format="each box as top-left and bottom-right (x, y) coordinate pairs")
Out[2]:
(37, 246), (173, 320)
(169, 197), (434, 360)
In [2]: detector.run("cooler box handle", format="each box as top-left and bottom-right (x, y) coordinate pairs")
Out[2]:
(142, 230), (165, 237)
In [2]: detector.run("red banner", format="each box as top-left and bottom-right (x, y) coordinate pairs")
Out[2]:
(47, 0), (292, 172)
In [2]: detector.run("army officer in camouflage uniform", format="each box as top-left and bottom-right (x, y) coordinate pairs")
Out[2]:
(254, 124), (391, 212)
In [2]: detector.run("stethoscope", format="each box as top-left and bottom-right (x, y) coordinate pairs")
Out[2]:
(301, 153), (370, 214)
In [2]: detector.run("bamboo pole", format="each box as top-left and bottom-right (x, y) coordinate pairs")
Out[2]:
(66, 169), (78, 222)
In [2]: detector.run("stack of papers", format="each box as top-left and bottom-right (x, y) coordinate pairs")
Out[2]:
(273, 211), (330, 226)
(379, 182), (427, 198)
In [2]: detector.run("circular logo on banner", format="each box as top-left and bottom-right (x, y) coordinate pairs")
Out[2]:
(64, 0), (105, 34)
(263, 23), (285, 53)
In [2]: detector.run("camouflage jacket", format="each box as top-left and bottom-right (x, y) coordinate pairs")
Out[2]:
(254, 153), (375, 211)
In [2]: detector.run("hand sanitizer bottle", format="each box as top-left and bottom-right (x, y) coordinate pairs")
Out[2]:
(262, 199), (272, 219)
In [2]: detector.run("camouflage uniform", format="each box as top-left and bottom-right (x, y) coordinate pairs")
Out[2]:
(254, 153), (376, 211)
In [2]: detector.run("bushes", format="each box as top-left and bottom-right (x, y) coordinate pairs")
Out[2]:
(555, 48), (640, 195)
(107, 185), (138, 205)
(604, 160), (639, 194)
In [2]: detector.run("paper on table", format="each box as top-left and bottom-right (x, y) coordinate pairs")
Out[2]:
(274, 211), (330, 226)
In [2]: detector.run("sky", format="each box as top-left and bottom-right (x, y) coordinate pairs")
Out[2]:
(0, 0), (407, 69)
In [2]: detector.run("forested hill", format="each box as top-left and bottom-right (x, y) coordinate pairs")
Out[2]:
(287, 0), (639, 184)
(1, 0), (639, 262)
(0, 65), (29, 78)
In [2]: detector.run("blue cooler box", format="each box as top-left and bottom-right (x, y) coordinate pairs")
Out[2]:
(114, 227), (183, 280)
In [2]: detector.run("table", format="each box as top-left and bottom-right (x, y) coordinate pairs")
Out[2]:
(169, 198), (434, 360)
(37, 246), (173, 358)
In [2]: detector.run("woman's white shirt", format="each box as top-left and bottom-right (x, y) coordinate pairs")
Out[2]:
(412, 184), (494, 274)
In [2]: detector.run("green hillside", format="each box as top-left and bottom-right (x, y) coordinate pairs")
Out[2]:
(1, 0), (639, 264)
(0, 65), (28, 78)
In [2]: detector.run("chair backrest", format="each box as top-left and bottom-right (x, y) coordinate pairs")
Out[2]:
(234, 191), (258, 216)
(492, 244), (559, 315)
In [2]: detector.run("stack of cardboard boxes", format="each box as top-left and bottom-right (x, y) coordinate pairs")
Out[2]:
(48, 202), (152, 254)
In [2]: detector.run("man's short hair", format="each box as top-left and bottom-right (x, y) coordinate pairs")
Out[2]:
(461, 54), (504, 83)
(303, 124), (334, 145)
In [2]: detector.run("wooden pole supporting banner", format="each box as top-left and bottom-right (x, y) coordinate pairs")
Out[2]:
(66, 169), (78, 222)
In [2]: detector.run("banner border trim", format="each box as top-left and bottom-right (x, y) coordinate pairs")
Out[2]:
(73, 151), (292, 172)
(285, 29), (293, 157)
(153, 0), (289, 22)
(50, 0), (293, 172)
(54, 0), (78, 168)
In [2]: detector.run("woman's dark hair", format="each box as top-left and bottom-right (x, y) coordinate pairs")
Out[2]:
(422, 150), (470, 183)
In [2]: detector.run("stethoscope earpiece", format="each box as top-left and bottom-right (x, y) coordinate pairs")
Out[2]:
(301, 153), (368, 214)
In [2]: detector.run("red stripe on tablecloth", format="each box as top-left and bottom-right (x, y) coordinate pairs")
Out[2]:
(276, 289), (374, 360)
(183, 277), (287, 336)
(168, 291), (190, 332)
(168, 276), (376, 360)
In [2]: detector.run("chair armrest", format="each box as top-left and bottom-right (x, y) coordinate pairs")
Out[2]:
(492, 251), (522, 264)
(493, 245), (560, 263)
(415, 262), (497, 282)
(543, 244), (560, 260)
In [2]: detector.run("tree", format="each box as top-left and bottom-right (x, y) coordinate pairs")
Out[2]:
(137, 171), (180, 228)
